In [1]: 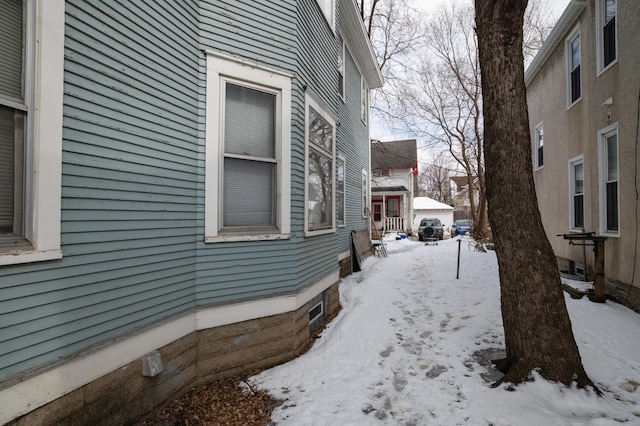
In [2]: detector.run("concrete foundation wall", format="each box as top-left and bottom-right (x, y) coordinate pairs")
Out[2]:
(11, 282), (341, 426)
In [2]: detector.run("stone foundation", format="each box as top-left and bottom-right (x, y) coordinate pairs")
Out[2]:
(11, 282), (341, 426)
(605, 279), (640, 313)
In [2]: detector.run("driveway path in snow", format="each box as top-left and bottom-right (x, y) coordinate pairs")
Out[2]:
(253, 237), (640, 425)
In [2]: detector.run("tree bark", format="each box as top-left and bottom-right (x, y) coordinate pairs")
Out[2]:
(474, 0), (595, 389)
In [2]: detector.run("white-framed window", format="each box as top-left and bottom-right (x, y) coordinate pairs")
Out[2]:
(205, 53), (292, 242)
(598, 123), (619, 236)
(362, 168), (368, 218)
(568, 155), (584, 231)
(534, 122), (544, 170)
(360, 77), (369, 124)
(338, 39), (345, 101)
(305, 94), (335, 236)
(566, 26), (581, 106)
(316, 0), (335, 30)
(596, 0), (617, 74)
(0, 0), (64, 266)
(372, 169), (389, 177)
(336, 154), (345, 226)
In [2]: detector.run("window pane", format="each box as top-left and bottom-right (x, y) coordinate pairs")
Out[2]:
(571, 36), (580, 70)
(574, 194), (584, 228)
(0, 0), (24, 101)
(607, 134), (617, 181)
(0, 106), (16, 232)
(336, 158), (344, 224)
(574, 163), (583, 194)
(571, 66), (581, 102)
(308, 107), (333, 152)
(223, 157), (275, 227)
(603, 17), (616, 66)
(605, 0), (615, 23)
(308, 147), (332, 230)
(225, 83), (275, 159)
(387, 199), (398, 217)
(537, 146), (544, 168)
(606, 181), (618, 231)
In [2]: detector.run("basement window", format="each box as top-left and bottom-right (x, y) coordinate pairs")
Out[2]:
(309, 292), (327, 331)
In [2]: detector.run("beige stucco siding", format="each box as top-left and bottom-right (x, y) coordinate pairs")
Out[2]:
(526, 0), (640, 296)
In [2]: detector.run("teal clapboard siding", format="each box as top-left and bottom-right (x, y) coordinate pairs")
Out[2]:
(0, 0), (375, 388)
(335, 45), (371, 253)
(195, 0), (300, 306)
(0, 0), (200, 382)
(289, 0), (343, 290)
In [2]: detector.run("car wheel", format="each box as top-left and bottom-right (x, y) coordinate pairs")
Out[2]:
(418, 235), (423, 241)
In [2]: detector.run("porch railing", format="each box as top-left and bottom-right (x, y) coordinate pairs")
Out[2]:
(385, 216), (405, 232)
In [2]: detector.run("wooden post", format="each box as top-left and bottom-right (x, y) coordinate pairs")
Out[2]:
(590, 239), (606, 303)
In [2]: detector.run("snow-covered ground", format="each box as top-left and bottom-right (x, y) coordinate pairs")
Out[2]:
(252, 236), (640, 425)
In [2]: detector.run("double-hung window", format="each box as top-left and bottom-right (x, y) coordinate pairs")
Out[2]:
(305, 95), (336, 235)
(205, 53), (291, 241)
(596, 0), (617, 73)
(0, 0), (64, 265)
(598, 124), (619, 235)
(534, 122), (544, 169)
(360, 77), (369, 124)
(566, 26), (581, 106)
(338, 40), (345, 100)
(336, 154), (345, 226)
(362, 169), (368, 218)
(568, 155), (584, 231)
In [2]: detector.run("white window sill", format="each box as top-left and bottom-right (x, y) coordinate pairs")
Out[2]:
(205, 233), (291, 243)
(0, 250), (63, 266)
(305, 228), (336, 237)
(599, 230), (619, 239)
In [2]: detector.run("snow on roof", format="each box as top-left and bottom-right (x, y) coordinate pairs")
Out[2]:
(413, 196), (454, 210)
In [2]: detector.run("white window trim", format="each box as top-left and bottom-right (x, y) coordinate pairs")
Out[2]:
(534, 121), (544, 171)
(595, 0), (617, 75)
(204, 52), (292, 242)
(0, 0), (65, 266)
(568, 154), (584, 232)
(597, 123), (619, 237)
(565, 25), (582, 108)
(304, 93), (336, 237)
(336, 153), (346, 227)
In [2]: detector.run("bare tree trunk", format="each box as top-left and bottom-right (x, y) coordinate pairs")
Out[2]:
(474, 0), (595, 389)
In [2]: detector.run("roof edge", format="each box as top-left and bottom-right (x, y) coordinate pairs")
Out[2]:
(339, 0), (384, 88)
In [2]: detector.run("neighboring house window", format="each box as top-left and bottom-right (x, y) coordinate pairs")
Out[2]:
(316, 0), (335, 29)
(0, 0), (64, 266)
(305, 94), (335, 235)
(362, 169), (368, 218)
(338, 40), (345, 100)
(336, 155), (345, 226)
(387, 199), (399, 217)
(596, 0), (617, 73)
(372, 169), (389, 177)
(566, 27), (581, 105)
(205, 53), (292, 241)
(534, 122), (544, 169)
(598, 124), (619, 235)
(361, 77), (369, 124)
(569, 155), (584, 230)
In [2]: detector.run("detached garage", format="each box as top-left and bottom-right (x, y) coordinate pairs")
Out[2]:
(413, 197), (454, 237)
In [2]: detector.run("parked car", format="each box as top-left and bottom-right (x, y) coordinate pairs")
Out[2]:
(451, 219), (473, 236)
(418, 218), (444, 241)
